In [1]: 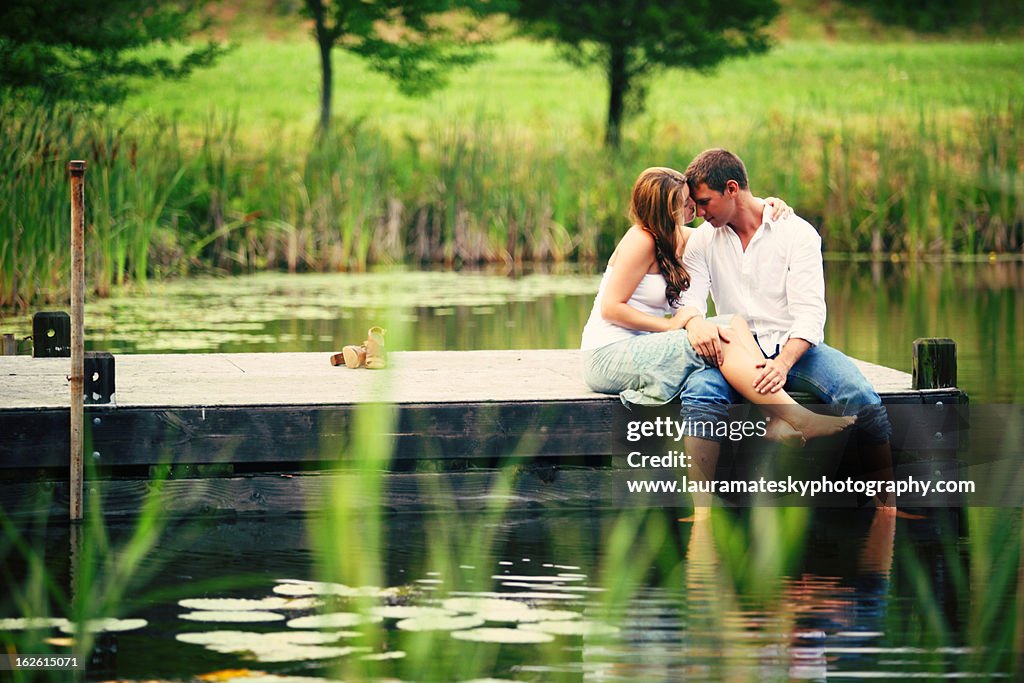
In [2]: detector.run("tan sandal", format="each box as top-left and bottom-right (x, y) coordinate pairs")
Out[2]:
(364, 327), (386, 369)
(330, 344), (366, 369)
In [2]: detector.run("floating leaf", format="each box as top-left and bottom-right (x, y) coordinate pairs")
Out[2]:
(274, 579), (399, 599)
(251, 645), (369, 663)
(0, 617), (70, 631)
(441, 598), (528, 614)
(177, 631), (346, 648)
(367, 606), (456, 620)
(451, 628), (554, 644)
(446, 591), (579, 601)
(499, 583), (605, 593)
(180, 611), (284, 623)
(59, 618), (147, 633)
(360, 651), (406, 661)
(489, 608), (580, 623)
(179, 598), (291, 611)
(287, 613), (379, 629)
(395, 615), (485, 632)
(519, 620), (619, 636)
(491, 574), (585, 582)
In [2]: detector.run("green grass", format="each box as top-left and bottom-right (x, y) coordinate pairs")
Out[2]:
(2, 37), (1022, 308)
(119, 38), (1024, 142)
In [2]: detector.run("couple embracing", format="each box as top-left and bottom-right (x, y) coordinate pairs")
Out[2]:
(581, 149), (894, 508)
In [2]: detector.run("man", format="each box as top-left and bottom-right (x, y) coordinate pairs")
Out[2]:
(677, 148), (894, 505)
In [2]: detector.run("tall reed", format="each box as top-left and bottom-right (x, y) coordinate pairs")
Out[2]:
(2, 99), (1020, 310)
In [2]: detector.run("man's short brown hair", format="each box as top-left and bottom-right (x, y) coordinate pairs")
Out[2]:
(684, 148), (749, 193)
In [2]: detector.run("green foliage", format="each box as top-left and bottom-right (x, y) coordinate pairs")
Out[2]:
(509, 0), (780, 146)
(302, 0), (487, 131)
(2, 39), (1022, 309)
(840, 0), (1024, 33)
(2, 95), (1021, 310)
(0, 0), (225, 104)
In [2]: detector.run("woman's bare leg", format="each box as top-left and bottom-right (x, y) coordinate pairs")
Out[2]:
(717, 317), (855, 441)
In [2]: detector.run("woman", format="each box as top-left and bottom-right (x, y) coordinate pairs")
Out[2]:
(581, 167), (854, 442)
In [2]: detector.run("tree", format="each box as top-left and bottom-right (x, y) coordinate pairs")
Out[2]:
(511, 0), (779, 148)
(837, 0), (1023, 32)
(302, 0), (486, 133)
(0, 0), (224, 104)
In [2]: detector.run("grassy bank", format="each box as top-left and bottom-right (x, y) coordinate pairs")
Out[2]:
(1, 39), (1022, 309)
(122, 39), (1024, 140)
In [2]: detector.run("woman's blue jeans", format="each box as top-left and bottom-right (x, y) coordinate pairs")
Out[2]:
(678, 342), (892, 443)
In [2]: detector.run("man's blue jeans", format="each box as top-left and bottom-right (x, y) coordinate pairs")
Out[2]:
(678, 342), (892, 443)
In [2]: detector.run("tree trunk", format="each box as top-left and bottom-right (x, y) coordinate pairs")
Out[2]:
(605, 45), (628, 149)
(305, 0), (334, 135)
(317, 33), (333, 134)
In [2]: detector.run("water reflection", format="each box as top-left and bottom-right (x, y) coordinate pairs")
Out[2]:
(600, 507), (999, 682)
(0, 260), (1020, 401)
(2, 503), (1019, 680)
(824, 259), (1024, 404)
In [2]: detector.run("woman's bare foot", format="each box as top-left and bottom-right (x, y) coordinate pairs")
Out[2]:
(765, 418), (806, 447)
(788, 412), (856, 441)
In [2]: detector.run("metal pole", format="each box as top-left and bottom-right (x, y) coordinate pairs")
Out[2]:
(69, 160), (86, 522)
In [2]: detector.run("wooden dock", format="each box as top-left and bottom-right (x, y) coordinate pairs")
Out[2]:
(0, 350), (967, 517)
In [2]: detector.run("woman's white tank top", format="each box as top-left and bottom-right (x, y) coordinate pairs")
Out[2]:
(580, 266), (674, 350)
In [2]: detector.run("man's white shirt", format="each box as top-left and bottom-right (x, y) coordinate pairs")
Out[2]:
(680, 203), (826, 357)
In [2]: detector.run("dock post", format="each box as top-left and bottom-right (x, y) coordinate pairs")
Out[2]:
(69, 160), (86, 522)
(1, 333), (15, 356)
(912, 338), (957, 390)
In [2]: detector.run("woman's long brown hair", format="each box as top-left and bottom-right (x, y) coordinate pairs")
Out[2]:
(629, 167), (690, 307)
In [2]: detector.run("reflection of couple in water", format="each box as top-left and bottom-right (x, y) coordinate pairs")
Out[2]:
(684, 508), (897, 680)
(581, 148), (897, 509)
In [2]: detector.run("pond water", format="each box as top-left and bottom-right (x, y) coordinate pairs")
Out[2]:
(2, 506), (1017, 681)
(1, 258), (1021, 402)
(1, 260), (1021, 681)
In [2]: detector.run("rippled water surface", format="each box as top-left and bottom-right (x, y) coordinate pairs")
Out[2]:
(4, 507), (1016, 681)
(1, 260), (1021, 681)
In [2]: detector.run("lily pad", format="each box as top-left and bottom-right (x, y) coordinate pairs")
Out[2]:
(252, 645), (369, 663)
(274, 579), (399, 599)
(395, 615), (485, 632)
(447, 590), (578, 601)
(492, 574), (585, 582)
(178, 598), (291, 611)
(176, 630), (345, 647)
(287, 612), (380, 629)
(499, 583), (605, 593)
(489, 608), (580, 623)
(361, 651), (407, 661)
(59, 618), (148, 634)
(0, 617), (70, 631)
(276, 598), (325, 611)
(519, 620), (620, 636)
(441, 598), (529, 614)
(451, 628), (554, 644)
(180, 611), (285, 623)
(367, 606), (456, 620)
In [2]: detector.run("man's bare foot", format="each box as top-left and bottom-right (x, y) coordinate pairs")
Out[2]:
(875, 498), (927, 519)
(765, 418), (806, 447)
(789, 412), (856, 441)
(678, 506), (712, 523)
